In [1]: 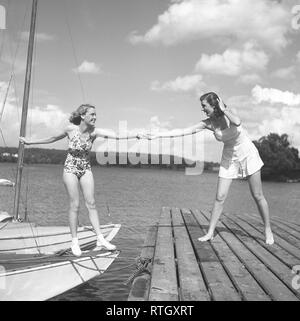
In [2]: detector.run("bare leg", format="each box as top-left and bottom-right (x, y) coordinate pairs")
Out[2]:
(63, 172), (82, 256)
(63, 172), (80, 238)
(80, 170), (116, 250)
(248, 170), (274, 245)
(198, 177), (232, 241)
(79, 170), (101, 235)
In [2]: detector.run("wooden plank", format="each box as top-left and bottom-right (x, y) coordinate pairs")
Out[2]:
(241, 213), (300, 246)
(221, 214), (300, 300)
(272, 217), (300, 232)
(192, 209), (270, 301)
(268, 219), (300, 242)
(181, 209), (241, 301)
(200, 210), (298, 301)
(171, 208), (210, 301)
(246, 213), (300, 233)
(232, 214), (299, 269)
(128, 224), (157, 301)
(149, 207), (179, 301)
(238, 213), (300, 260)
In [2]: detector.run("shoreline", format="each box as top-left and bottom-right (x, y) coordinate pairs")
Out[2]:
(1, 161), (300, 183)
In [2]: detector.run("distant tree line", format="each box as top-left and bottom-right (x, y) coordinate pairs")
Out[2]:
(0, 147), (219, 172)
(253, 133), (300, 182)
(2, 133), (299, 181)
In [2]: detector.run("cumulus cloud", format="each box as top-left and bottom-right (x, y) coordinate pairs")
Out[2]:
(239, 73), (263, 85)
(73, 60), (101, 74)
(252, 85), (300, 106)
(149, 115), (172, 131)
(258, 106), (300, 149)
(151, 74), (205, 95)
(0, 81), (69, 147)
(227, 93), (300, 149)
(128, 0), (290, 50)
(271, 66), (296, 79)
(195, 42), (269, 76)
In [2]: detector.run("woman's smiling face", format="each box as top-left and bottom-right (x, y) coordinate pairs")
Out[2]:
(83, 108), (96, 127)
(201, 100), (215, 118)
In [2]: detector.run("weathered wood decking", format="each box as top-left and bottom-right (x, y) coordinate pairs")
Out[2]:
(128, 207), (300, 301)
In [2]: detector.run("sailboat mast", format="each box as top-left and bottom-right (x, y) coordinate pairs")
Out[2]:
(13, 0), (38, 220)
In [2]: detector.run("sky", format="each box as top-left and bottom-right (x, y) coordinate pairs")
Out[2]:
(0, 0), (300, 162)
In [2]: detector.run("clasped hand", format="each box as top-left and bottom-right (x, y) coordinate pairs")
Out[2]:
(19, 136), (29, 144)
(136, 133), (157, 140)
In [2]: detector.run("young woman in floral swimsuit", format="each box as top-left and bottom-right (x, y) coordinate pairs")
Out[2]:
(20, 104), (140, 256)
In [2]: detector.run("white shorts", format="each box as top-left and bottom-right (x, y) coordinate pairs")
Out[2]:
(219, 150), (264, 179)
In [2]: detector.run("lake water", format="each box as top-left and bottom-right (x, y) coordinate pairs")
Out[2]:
(0, 163), (299, 300)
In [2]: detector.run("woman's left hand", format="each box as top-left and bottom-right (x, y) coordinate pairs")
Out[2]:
(217, 96), (226, 112)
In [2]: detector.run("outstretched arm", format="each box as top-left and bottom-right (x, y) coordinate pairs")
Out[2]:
(151, 120), (208, 139)
(20, 128), (69, 145)
(94, 128), (139, 140)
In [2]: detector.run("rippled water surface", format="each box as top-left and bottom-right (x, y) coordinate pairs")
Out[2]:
(0, 163), (299, 300)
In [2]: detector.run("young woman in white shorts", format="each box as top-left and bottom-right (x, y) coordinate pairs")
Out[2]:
(149, 92), (274, 245)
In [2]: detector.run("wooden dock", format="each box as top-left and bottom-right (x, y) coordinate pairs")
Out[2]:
(128, 207), (300, 301)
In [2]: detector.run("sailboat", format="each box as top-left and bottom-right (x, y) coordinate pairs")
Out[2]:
(0, 0), (120, 300)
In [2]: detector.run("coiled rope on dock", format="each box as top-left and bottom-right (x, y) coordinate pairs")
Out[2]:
(123, 256), (152, 285)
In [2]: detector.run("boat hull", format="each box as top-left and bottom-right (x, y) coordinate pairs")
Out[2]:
(0, 222), (120, 254)
(0, 250), (119, 301)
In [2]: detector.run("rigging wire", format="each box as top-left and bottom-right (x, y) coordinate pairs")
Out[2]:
(0, 0), (36, 222)
(0, 127), (7, 147)
(0, 75), (12, 122)
(3, 0), (31, 124)
(62, 0), (86, 102)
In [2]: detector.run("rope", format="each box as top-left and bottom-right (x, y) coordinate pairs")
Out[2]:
(0, 250), (119, 265)
(123, 256), (152, 285)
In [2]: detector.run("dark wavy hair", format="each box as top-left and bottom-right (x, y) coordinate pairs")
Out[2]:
(69, 104), (95, 125)
(200, 92), (226, 118)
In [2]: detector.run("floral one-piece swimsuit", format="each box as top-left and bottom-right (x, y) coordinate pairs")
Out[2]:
(64, 129), (94, 179)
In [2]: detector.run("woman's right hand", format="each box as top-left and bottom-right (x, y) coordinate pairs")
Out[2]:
(19, 137), (30, 145)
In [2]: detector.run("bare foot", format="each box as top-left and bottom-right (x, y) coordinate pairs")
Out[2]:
(198, 233), (214, 242)
(265, 228), (274, 245)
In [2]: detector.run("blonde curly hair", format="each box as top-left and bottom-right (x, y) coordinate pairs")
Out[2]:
(69, 104), (95, 125)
